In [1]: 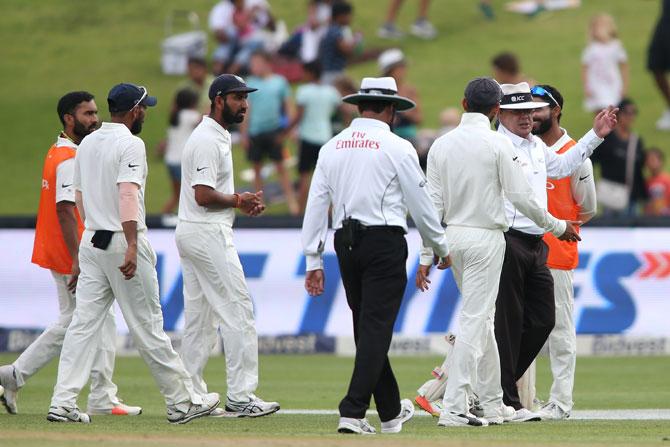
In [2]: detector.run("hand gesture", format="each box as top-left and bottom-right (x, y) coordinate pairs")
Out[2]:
(119, 244), (138, 280)
(305, 269), (325, 296)
(416, 264), (432, 291)
(239, 191), (266, 216)
(67, 259), (80, 293)
(558, 220), (582, 242)
(436, 254), (452, 270)
(593, 106), (619, 138)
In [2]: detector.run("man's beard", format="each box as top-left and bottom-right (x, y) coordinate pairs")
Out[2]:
(130, 118), (143, 135)
(222, 101), (245, 125)
(72, 119), (96, 140)
(532, 117), (552, 136)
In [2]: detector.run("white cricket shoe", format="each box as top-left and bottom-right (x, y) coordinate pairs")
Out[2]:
(88, 401), (143, 416)
(47, 406), (91, 423)
(381, 399), (415, 433)
(224, 395), (280, 418)
(483, 405), (516, 425)
(337, 417), (376, 434)
(438, 411), (488, 427)
(410, 19), (437, 39)
(208, 407), (227, 417)
(167, 392), (220, 424)
(377, 23), (405, 39)
(0, 365), (18, 414)
(469, 395), (485, 417)
(656, 109), (670, 131)
(538, 401), (570, 420)
(510, 407), (542, 422)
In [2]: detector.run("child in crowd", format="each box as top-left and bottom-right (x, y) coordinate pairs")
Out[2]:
(645, 148), (670, 216)
(319, 1), (356, 84)
(582, 13), (629, 113)
(158, 88), (201, 214)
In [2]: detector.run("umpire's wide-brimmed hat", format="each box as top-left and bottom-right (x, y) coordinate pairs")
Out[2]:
(499, 82), (548, 110)
(343, 77), (415, 111)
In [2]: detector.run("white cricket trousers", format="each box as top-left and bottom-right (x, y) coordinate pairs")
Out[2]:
(547, 268), (576, 412)
(442, 226), (506, 415)
(175, 222), (258, 403)
(13, 271), (118, 410)
(51, 230), (201, 411)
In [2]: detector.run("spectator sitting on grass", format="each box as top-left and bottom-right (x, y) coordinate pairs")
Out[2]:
(319, 1), (357, 84)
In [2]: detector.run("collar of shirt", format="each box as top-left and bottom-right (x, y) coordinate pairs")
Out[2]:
(101, 121), (132, 135)
(459, 112), (492, 129)
(548, 128), (573, 153)
(498, 123), (534, 148)
(202, 115), (231, 141)
(350, 117), (390, 132)
(55, 132), (77, 149)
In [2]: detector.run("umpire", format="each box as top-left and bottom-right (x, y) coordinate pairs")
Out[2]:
(301, 77), (450, 435)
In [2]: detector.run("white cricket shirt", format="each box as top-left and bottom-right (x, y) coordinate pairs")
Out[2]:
(419, 113), (565, 265)
(73, 122), (147, 231)
(54, 135), (76, 204)
(498, 123), (602, 235)
(301, 117), (449, 271)
(178, 116), (235, 226)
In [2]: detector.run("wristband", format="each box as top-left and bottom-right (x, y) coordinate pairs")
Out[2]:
(233, 193), (241, 208)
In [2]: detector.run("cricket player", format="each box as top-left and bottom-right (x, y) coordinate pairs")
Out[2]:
(47, 83), (218, 424)
(176, 74), (280, 417)
(0, 92), (140, 416)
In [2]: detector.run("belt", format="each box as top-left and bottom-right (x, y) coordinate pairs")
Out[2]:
(359, 224), (405, 235)
(506, 228), (543, 242)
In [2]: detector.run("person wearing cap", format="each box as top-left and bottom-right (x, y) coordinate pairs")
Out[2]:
(378, 49), (424, 165)
(48, 83), (219, 424)
(301, 76), (450, 435)
(524, 84), (596, 420)
(494, 82), (617, 419)
(0, 92), (140, 418)
(176, 74), (280, 418)
(415, 78), (578, 427)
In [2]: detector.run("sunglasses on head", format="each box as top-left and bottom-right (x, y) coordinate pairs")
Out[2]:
(130, 86), (147, 111)
(530, 86), (559, 108)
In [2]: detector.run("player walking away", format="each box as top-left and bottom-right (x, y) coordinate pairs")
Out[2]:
(47, 83), (218, 424)
(494, 82), (617, 421)
(528, 84), (597, 420)
(0, 92), (140, 417)
(176, 74), (280, 418)
(302, 77), (450, 435)
(415, 78), (577, 427)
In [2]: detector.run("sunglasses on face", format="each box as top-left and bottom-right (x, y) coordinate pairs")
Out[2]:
(530, 85), (559, 108)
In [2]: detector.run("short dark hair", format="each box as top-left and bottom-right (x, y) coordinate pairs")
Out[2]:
(617, 97), (635, 113)
(648, 147), (665, 163)
(251, 49), (272, 62)
(535, 84), (564, 122)
(57, 91), (94, 126)
(464, 77), (502, 115)
(491, 52), (519, 75)
(187, 56), (207, 67)
(332, 1), (353, 19)
(357, 100), (392, 114)
(170, 88), (200, 127)
(303, 61), (323, 79)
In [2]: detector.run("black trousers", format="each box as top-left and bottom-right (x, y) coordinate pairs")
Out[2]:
(334, 227), (407, 422)
(495, 229), (556, 410)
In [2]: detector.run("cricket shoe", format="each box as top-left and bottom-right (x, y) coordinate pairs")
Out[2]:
(167, 392), (220, 424)
(415, 395), (441, 417)
(538, 401), (570, 420)
(224, 395), (280, 418)
(482, 405), (516, 425)
(0, 364), (18, 414)
(208, 407), (227, 417)
(47, 406), (91, 423)
(510, 407), (542, 422)
(381, 399), (415, 433)
(656, 109), (670, 131)
(469, 395), (485, 418)
(88, 401), (143, 416)
(377, 23), (404, 40)
(410, 19), (437, 39)
(337, 417), (376, 435)
(438, 411), (488, 427)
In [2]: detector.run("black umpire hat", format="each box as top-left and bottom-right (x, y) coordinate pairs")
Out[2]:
(208, 74), (258, 101)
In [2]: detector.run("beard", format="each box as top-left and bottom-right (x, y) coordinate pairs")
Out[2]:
(72, 119), (96, 140)
(532, 116), (552, 136)
(222, 101), (246, 125)
(130, 118), (143, 135)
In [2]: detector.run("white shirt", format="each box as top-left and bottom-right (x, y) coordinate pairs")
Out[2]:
(549, 129), (597, 220)
(54, 135), (77, 204)
(74, 122), (147, 231)
(301, 117), (449, 271)
(419, 113), (565, 265)
(582, 40), (627, 111)
(498, 123), (603, 235)
(165, 109), (201, 165)
(178, 116), (235, 225)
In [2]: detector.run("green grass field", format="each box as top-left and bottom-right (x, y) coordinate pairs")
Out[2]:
(1, 353), (669, 446)
(0, 0), (666, 215)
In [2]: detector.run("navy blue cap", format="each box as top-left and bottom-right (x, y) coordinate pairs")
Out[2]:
(208, 74), (257, 101)
(107, 83), (157, 113)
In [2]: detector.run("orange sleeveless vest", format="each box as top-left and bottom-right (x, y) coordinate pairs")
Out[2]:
(31, 141), (84, 274)
(543, 139), (580, 270)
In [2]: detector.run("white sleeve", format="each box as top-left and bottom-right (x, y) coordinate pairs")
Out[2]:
(570, 159), (597, 220)
(301, 161), (331, 271)
(55, 158), (75, 203)
(73, 150), (82, 192)
(419, 142), (445, 266)
(616, 40), (628, 62)
(395, 148), (449, 259)
(545, 129), (603, 179)
(189, 143), (220, 189)
(498, 139), (566, 237)
(117, 138), (146, 186)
